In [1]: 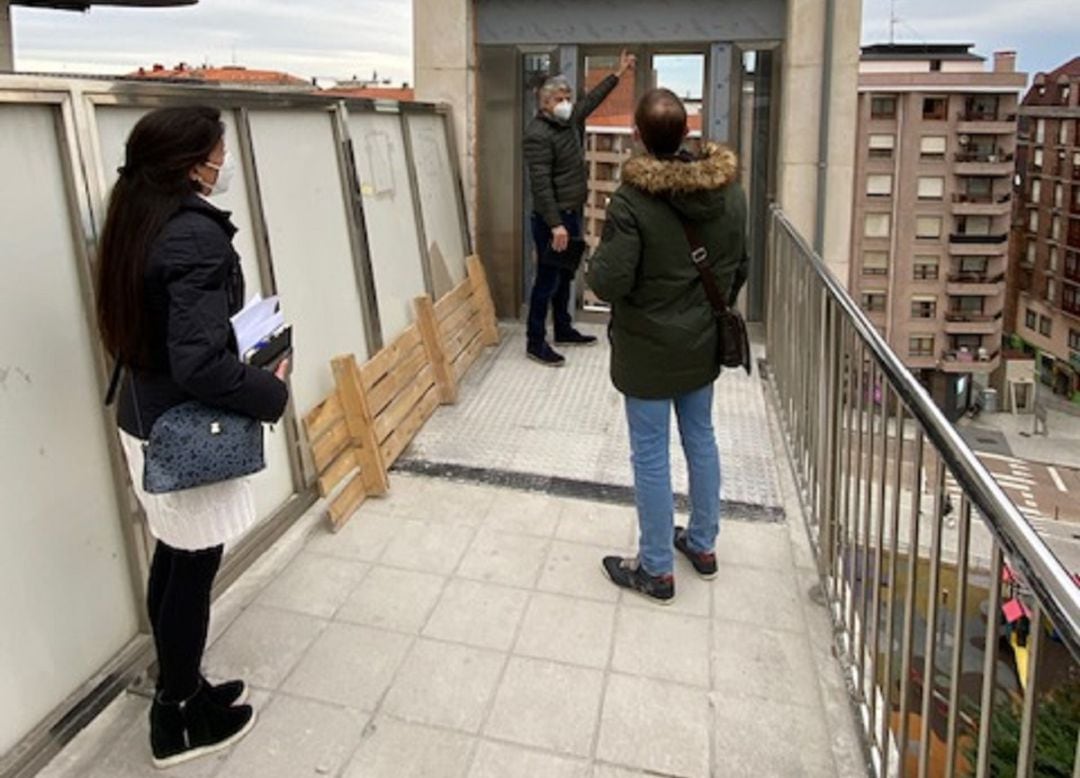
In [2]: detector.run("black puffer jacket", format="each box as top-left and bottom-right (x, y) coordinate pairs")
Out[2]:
(117, 195), (289, 438)
(524, 74), (620, 228)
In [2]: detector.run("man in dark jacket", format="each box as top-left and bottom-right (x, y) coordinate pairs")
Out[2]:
(588, 88), (749, 602)
(523, 51), (635, 366)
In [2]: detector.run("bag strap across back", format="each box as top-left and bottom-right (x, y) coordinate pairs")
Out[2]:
(675, 216), (730, 316)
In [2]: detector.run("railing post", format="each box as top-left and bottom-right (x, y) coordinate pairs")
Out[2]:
(466, 255), (500, 347)
(330, 354), (390, 496)
(414, 294), (459, 405)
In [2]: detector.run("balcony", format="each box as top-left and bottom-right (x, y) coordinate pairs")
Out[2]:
(949, 233), (1009, 257)
(944, 310), (1004, 334)
(946, 272), (1006, 296)
(954, 151), (1015, 177)
(956, 113), (1018, 136)
(951, 192), (1012, 216)
(941, 347), (1001, 372)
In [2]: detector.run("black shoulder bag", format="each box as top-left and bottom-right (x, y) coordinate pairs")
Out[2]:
(676, 218), (752, 375)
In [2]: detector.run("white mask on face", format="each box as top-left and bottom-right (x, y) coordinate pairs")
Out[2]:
(552, 99), (573, 121)
(202, 151), (235, 197)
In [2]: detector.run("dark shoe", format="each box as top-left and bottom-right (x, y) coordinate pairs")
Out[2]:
(150, 683), (256, 769)
(527, 342), (566, 367)
(601, 556), (674, 604)
(156, 676), (247, 708)
(555, 329), (598, 347)
(674, 527), (718, 580)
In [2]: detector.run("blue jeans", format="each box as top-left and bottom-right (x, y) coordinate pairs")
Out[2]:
(625, 384), (721, 576)
(527, 211), (581, 348)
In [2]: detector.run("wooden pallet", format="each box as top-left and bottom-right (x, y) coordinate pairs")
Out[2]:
(302, 255), (500, 531)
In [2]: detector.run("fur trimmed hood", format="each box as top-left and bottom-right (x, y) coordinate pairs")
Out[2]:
(621, 143), (738, 195)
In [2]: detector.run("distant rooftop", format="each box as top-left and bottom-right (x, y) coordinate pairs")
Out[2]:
(128, 63), (312, 89)
(12, 0), (195, 8)
(325, 86), (416, 102)
(861, 43), (984, 62)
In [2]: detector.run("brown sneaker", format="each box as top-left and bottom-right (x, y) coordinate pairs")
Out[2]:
(674, 528), (718, 580)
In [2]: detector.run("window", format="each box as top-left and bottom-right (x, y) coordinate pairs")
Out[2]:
(869, 134), (895, 158)
(871, 96), (897, 119)
(920, 135), (946, 160)
(1026, 240), (1037, 266)
(918, 176), (945, 200)
(1065, 86), (1073, 106)
(1036, 119), (1046, 144)
(923, 97), (947, 120)
(867, 174), (893, 197)
(1034, 148), (1044, 170)
(1055, 183), (1065, 208)
(916, 216), (942, 239)
(1070, 329), (1080, 352)
(1053, 215), (1062, 241)
(1031, 178), (1042, 205)
(966, 95), (999, 120)
(863, 251), (889, 276)
(1066, 285), (1080, 315)
(911, 295), (937, 318)
(1074, 151), (1080, 168)
(861, 291), (887, 312)
(930, 59), (942, 72)
(909, 335), (935, 357)
(1029, 210), (1040, 234)
(965, 177), (992, 201)
(1061, 121), (1070, 146)
(865, 213), (891, 238)
(959, 256), (989, 274)
(1026, 309), (1038, 329)
(914, 256), (940, 279)
(954, 296), (985, 314)
(959, 215), (992, 236)
(1068, 252), (1080, 278)
(1039, 316), (1052, 337)
(1047, 278), (1056, 303)
(951, 334), (983, 352)
(1051, 247), (1060, 272)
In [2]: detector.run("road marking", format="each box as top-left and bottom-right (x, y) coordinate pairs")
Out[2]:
(1048, 466), (1068, 493)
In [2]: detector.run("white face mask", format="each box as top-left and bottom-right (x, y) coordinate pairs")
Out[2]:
(552, 99), (573, 121)
(202, 151), (235, 197)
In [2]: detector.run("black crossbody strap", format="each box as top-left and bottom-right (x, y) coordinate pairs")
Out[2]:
(676, 217), (729, 316)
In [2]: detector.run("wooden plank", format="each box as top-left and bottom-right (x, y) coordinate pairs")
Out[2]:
(328, 473), (367, 531)
(317, 448), (359, 497)
(453, 332), (485, 381)
(380, 384), (441, 465)
(374, 364), (435, 442)
(438, 296), (477, 344)
(311, 418), (351, 474)
(366, 342), (429, 418)
(414, 295), (457, 404)
(467, 255), (500, 347)
(434, 279), (473, 322)
(445, 313), (483, 363)
(303, 394), (344, 441)
(359, 325), (422, 390)
(331, 354), (390, 496)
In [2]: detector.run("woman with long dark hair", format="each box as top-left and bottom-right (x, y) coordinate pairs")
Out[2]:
(96, 106), (289, 768)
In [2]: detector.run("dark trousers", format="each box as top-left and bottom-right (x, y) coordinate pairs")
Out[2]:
(147, 541), (224, 701)
(527, 210), (580, 348)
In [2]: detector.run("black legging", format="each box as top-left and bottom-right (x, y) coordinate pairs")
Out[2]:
(147, 541), (224, 702)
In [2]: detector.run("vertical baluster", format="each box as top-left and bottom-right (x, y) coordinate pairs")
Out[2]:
(1016, 604), (1045, 778)
(868, 381), (892, 757)
(917, 456), (947, 778)
(897, 427), (926, 778)
(836, 323), (856, 608)
(847, 341), (867, 641)
(857, 359), (879, 706)
(944, 495), (973, 778)
(975, 545), (1004, 778)
(880, 402), (907, 778)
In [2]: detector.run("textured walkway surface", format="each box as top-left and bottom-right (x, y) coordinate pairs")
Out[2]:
(397, 324), (783, 518)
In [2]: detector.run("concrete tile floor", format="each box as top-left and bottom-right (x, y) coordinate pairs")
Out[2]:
(40, 472), (866, 778)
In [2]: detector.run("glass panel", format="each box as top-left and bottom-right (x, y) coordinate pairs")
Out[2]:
(652, 53), (705, 152)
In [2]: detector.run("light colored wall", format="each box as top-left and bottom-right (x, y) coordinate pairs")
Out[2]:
(777, 0), (862, 285)
(413, 0), (476, 242)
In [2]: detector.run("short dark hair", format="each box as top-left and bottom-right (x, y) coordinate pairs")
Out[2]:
(634, 88), (687, 156)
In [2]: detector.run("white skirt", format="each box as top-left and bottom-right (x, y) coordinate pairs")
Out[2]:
(119, 430), (258, 551)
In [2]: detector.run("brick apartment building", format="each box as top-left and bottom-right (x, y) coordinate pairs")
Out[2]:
(1009, 56), (1080, 401)
(851, 43), (1026, 416)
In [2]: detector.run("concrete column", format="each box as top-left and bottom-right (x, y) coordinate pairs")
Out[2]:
(1, 0), (14, 73)
(777, 0), (861, 285)
(413, 0), (477, 241)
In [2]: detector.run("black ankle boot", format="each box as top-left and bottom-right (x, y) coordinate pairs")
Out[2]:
(157, 675), (247, 708)
(150, 682), (256, 769)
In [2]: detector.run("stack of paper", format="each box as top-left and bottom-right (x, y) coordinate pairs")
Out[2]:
(231, 294), (285, 360)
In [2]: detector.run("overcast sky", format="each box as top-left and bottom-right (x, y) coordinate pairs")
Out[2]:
(11, 0), (1076, 84)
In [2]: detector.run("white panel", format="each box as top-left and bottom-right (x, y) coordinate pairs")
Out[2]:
(348, 111), (427, 341)
(406, 113), (468, 298)
(0, 104), (138, 754)
(248, 110), (371, 415)
(94, 106), (295, 525)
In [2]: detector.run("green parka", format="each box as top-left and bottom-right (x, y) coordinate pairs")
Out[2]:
(587, 143), (750, 399)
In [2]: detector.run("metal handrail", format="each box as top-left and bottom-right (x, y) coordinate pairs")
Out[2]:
(769, 205), (1080, 655)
